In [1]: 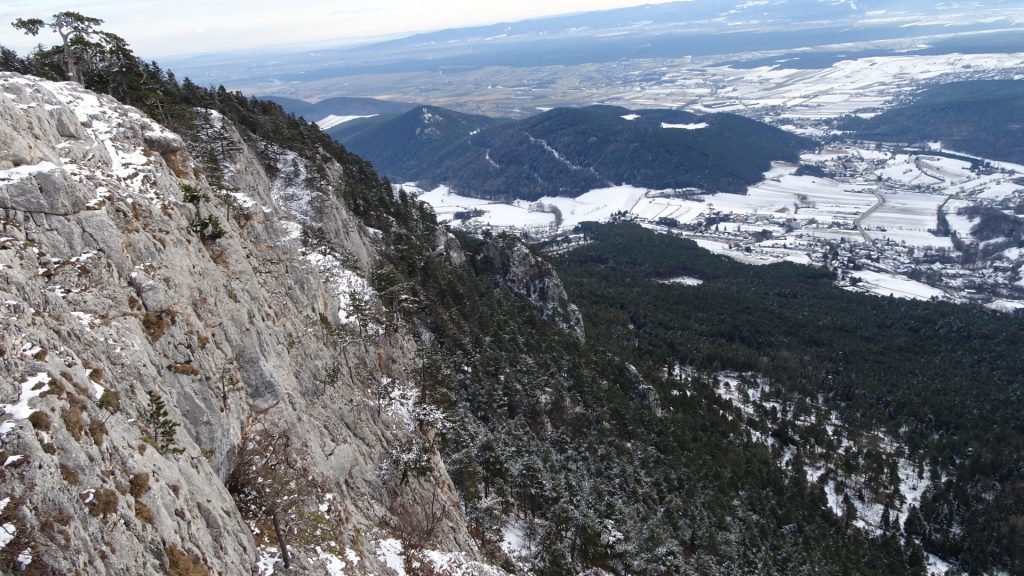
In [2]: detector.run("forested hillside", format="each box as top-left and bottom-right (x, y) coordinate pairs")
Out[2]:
(331, 104), (810, 200)
(553, 222), (1024, 575)
(840, 80), (1024, 163)
(330, 105), (510, 184)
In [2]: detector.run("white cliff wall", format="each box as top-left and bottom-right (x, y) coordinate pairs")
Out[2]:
(0, 73), (501, 575)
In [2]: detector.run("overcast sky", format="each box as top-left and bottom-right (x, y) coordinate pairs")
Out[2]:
(0, 0), (682, 59)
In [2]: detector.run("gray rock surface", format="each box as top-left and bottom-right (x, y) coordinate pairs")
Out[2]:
(0, 73), (504, 575)
(479, 234), (586, 341)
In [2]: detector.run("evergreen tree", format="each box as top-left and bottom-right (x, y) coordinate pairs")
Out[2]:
(12, 12), (104, 83)
(904, 505), (926, 540)
(140, 391), (183, 455)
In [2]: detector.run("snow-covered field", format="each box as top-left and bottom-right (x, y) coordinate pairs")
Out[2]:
(850, 269), (947, 301)
(663, 53), (1024, 121)
(862, 190), (953, 248)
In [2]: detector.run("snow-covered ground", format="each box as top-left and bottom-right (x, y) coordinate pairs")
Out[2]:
(377, 538), (407, 576)
(1, 372), (51, 439)
(706, 370), (955, 573)
(862, 190), (953, 248)
(315, 114), (378, 130)
(659, 275), (704, 286)
(675, 53), (1024, 122)
(849, 269), (947, 301)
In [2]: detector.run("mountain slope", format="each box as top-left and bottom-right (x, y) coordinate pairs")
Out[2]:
(333, 105), (511, 184)
(0, 71), (920, 576)
(841, 80), (1024, 163)
(554, 223), (1024, 575)
(5, 33), (1016, 576)
(334, 104), (810, 200)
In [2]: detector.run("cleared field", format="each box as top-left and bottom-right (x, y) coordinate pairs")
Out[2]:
(848, 269), (947, 301)
(862, 190), (953, 248)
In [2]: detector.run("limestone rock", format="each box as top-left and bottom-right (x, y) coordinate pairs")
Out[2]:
(0, 73), (504, 576)
(479, 234), (586, 341)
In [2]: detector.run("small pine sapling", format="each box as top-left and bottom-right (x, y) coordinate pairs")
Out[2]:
(140, 391), (184, 455)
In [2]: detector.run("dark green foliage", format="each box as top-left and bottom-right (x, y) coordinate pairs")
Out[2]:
(553, 222), (1024, 574)
(181, 183), (208, 205)
(367, 218), (917, 574)
(191, 215), (225, 242)
(11, 11), (104, 83)
(333, 104), (811, 201)
(141, 391), (183, 455)
(0, 42), (65, 81)
(840, 80), (1024, 164)
(956, 205), (1024, 243)
(453, 208), (485, 221)
(331, 105), (509, 183)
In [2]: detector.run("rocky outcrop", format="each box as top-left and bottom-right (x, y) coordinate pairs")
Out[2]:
(0, 74), (503, 575)
(479, 234), (585, 341)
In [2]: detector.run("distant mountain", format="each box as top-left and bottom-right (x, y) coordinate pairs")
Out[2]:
(332, 104), (810, 200)
(329, 105), (511, 183)
(840, 80), (1024, 164)
(262, 95), (417, 123)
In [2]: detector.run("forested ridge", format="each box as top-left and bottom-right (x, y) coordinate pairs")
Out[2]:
(329, 105), (509, 187)
(331, 104), (810, 201)
(840, 80), (1024, 164)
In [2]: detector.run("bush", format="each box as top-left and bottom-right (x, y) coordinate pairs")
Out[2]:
(181, 184), (207, 205)
(135, 501), (155, 525)
(59, 464), (80, 485)
(165, 545), (210, 576)
(142, 309), (176, 343)
(62, 405), (86, 442)
(89, 488), (119, 518)
(170, 363), (202, 376)
(98, 389), (120, 412)
(129, 473), (151, 498)
(190, 215), (226, 242)
(28, 410), (52, 431)
(88, 419), (107, 446)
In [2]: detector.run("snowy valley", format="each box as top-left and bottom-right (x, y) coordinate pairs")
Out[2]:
(403, 51), (1024, 312)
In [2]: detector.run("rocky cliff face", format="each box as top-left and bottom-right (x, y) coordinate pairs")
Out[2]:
(0, 73), (505, 575)
(479, 235), (585, 342)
